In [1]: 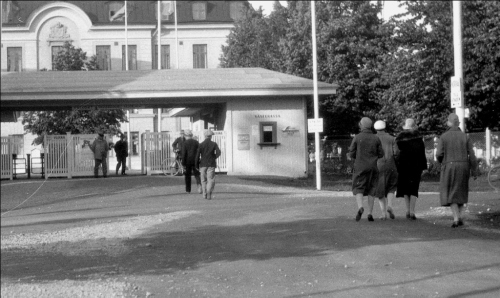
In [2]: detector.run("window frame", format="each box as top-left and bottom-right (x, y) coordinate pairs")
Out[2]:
(122, 45), (137, 70)
(7, 47), (22, 72)
(193, 44), (207, 69)
(192, 2), (207, 20)
(153, 44), (171, 69)
(96, 45), (111, 71)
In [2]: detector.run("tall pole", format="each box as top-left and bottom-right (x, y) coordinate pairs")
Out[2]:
(157, 1), (161, 70)
(311, 1), (321, 190)
(125, 0), (129, 71)
(453, 1), (465, 132)
(174, 1), (179, 69)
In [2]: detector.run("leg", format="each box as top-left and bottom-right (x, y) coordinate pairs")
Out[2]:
(404, 195), (411, 218)
(355, 193), (364, 221)
(121, 157), (127, 174)
(367, 196), (375, 216)
(458, 204), (465, 225)
(184, 165), (192, 193)
(378, 197), (387, 219)
(193, 167), (202, 193)
(387, 192), (395, 219)
(102, 158), (108, 177)
(206, 167), (216, 199)
(200, 167), (208, 198)
(451, 203), (460, 227)
(116, 158), (120, 175)
(409, 195), (417, 219)
(94, 159), (101, 178)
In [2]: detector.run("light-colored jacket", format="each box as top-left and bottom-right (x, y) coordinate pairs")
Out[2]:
(90, 137), (109, 160)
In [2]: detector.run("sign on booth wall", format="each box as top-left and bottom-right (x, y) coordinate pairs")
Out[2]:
(450, 76), (463, 108)
(237, 134), (250, 150)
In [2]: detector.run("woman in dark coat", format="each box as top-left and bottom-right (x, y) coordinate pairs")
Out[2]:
(348, 117), (384, 222)
(395, 118), (427, 220)
(436, 113), (477, 227)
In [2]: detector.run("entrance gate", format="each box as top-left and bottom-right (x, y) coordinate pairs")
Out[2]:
(141, 131), (227, 175)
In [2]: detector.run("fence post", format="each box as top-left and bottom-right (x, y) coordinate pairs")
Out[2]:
(9, 138), (13, 180)
(146, 130), (151, 176)
(485, 128), (491, 167)
(27, 153), (31, 179)
(67, 132), (73, 179)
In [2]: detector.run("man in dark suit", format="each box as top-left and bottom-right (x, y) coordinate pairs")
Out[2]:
(181, 130), (201, 194)
(195, 130), (221, 200)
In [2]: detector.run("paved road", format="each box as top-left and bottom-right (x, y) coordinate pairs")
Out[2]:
(1, 175), (500, 297)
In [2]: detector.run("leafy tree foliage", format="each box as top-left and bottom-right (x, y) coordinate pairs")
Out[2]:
(220, 0), (500, 134)
(23, 42), (126, 145)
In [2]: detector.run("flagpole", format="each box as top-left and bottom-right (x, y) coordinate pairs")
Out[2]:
(311, 1), (321, 190)
(157, 1), (161, 70)
(125, 0), (129, 71)
(174, 0), (179, 69)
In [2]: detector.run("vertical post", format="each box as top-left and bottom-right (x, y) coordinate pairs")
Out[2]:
(66, 132), (73, 179)
(27, 153), (31, 179)
(485, 127), (491, 167)
(174, 1), (179, 69)
(146, 130), (151, 176)
(157, 1), (162, 70)
(311, 1), (321, 190)
(125, 0), (129, 71)
(453, 1), (465, 132)
(127, 110), (131, 170)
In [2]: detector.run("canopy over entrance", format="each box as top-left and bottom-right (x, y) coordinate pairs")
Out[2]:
(1, 68), (338, 112)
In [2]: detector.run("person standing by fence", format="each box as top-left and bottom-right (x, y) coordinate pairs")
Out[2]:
(90, 131), (110, 178)
(114, 133), (128, 175)
(181, 130), (202, 194)
(395, 118), (427, 220)
(348, 117), (384, 222)
(436, 113), (478, 228)
(374, 120), (399, 220)
(196, 130), (221, 200)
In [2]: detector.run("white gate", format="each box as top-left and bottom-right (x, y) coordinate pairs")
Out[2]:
(1, 137), (15, 180)
(141, 130), (227, 175)
(44, 133), (112, 178)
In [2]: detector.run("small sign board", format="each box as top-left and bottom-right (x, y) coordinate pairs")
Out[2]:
(450, 77), (463, 108)
(237, 134), (250, 150)
(308, 118), (323, 133)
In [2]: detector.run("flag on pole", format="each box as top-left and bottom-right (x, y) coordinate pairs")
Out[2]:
(157, 1), (174, 21)
(110, 3), (126, 22)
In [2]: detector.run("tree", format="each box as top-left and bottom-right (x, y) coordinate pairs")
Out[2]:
(22, 42), (126, 145)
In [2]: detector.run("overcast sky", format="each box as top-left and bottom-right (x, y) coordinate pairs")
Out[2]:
(248, 1), (407, 20)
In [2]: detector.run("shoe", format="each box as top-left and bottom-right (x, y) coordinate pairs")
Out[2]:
(410, 214), (417, 220)
(122, 173), (127, 176)
(116, 171), (118, 175)
(103, 176), (107, 178)
(207, 194), (212, 200)
(355, 207), (364, 222)
(406, 212), (411, 219)
(186, 191), (190, 194)
(451, 221), (459, 228)
(367, 214), (374, 222)
(387, 208), (395, 220)
(458, 219), (464, 226)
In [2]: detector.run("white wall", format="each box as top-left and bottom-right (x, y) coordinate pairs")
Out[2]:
(226, 97), (308, 178)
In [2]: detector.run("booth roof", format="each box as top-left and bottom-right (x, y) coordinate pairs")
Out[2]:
(1, 68), (338, 109)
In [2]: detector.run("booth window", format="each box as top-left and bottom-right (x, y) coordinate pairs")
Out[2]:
(258, 122), (280, 149)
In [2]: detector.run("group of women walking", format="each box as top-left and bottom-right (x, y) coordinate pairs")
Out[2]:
(348, 113), (477, 227)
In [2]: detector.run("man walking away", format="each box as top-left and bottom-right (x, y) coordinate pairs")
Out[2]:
(181, 130), (202, 194)
(114, 133), (128, 175)
(436, 113), (477, 228)
(348, 117), (384, 222)
(90, 131), (110, 178)
(374, 120), (399, 220)
(196, 130), (221, 200)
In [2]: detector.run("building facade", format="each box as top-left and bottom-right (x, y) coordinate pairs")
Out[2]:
(1, 1), (246, 168)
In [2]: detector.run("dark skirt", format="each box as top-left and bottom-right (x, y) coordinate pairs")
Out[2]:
(439, 162), (470, 206)
(396, 170), (422, 198)
(352, 168), (379, 196)
(375, 167), (398, 198)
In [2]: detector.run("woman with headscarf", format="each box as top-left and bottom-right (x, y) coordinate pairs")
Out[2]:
(436, 113), (477, 227)
(395, 118), (427, 220)
(348, 117), (384, 222)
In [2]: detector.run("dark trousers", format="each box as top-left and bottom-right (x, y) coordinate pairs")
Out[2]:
(116, 156), (127, 174)
(94, 158), (107, 177)
(184, 164), (201, 193)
